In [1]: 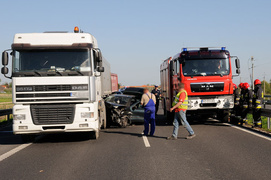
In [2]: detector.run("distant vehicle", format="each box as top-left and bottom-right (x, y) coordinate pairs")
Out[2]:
(1, 27), (112, 141)
(160, 47), (240, 122)
(123, 87), (144, 94)
(111, 73), (119, 92)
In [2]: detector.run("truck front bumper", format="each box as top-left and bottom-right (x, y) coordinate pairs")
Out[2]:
(12, 103), (99, 135)
(188, 95), (234, 110)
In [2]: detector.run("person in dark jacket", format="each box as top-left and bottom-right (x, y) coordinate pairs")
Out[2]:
(151, 85), (161, 115)
(240, 82), (253, 125)
(253, 79), (263, 128)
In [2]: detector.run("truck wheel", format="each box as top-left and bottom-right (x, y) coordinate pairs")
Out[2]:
(218, 111), (229, 123)
(163, 99), (167, 116)
(92, 130), (99, 139)
(99, 101), (107, 129)
(21, 134), (36, 143)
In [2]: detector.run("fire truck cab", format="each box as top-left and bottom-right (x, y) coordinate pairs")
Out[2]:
(160, 47), (240, 122)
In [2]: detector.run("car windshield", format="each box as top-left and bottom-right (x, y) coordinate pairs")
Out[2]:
(12, 49), (91, 75)
(106, 96), (131, 105)
(182, 58), (230, 76)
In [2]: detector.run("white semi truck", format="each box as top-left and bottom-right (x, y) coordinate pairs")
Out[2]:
(1, 27), (111, 141)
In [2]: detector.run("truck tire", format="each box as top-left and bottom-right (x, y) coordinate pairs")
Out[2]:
(163, 99), (167, 116)
(91, 130), (99, 139)
(99, 101), (107, 129)
(21, 134), (36, 143)
(217, 111), (229, 123)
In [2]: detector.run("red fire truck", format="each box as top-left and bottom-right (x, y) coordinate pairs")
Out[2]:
(160, 47), (240, 122)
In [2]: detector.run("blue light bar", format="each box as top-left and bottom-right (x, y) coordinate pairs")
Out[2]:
(183, 48), (187, 52)
(221, 47), (226, 50)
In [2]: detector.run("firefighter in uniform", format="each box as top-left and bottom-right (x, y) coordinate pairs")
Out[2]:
(253, 79), (263, 128)
(240, 82), (253, 125)
(232, 84), (241, 124)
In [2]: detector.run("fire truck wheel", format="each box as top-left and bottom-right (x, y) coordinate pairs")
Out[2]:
(217, 111), (229, 123)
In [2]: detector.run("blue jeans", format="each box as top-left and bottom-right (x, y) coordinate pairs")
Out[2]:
(144, 109), (156, 136)
(172, 111), (194, 137)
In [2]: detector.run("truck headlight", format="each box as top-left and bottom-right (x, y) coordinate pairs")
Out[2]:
(14, 114), (26, 120)
(81, 112), (94, 118)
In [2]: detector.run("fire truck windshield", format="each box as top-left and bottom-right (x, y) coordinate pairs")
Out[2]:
(182, 58), (230, 76)
(12, 49), (91, 76)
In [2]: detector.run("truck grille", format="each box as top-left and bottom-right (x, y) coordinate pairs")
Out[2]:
(190, 82), (224, 92)
(31, 104), (75, 125)
(15, 84), (89, 103)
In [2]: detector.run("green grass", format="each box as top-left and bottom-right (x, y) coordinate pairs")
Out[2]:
(247, 114), (271, 132)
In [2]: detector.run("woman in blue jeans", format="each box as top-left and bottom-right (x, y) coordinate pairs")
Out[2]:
(167, 83), (196, 140)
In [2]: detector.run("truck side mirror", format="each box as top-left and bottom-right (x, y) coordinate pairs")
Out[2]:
(1, 67), (9, 74)
(236, 69), (240, 74)
(98, 51), (102, 62)
(2, 51), (8, 66)
(235, 58), (240, 69)
(97, 66), (104, 72)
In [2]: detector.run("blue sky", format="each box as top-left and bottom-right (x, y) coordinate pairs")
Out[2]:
(0, 0), (271, 86)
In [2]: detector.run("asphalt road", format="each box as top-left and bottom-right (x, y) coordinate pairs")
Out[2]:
(0, 112), (271, 179)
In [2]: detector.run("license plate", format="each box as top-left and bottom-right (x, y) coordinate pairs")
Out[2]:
(201, 99), (215, 103)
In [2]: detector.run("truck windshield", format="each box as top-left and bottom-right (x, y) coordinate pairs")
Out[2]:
(12, 49), (91, 75)
(182, 58), (230, 76)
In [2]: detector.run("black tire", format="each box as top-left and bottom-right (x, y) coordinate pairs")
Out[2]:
(163, 99), (167, 116)
(21, 134), (36, 143)
(91, 131), (99, 139)
(99, 101), (107, 129)
(217, 111), (229, 123)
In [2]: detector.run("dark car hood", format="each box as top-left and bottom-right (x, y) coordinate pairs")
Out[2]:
(104, 102), (128, 109)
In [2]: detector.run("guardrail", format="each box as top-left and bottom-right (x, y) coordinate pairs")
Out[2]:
(0, 109), (12, 121)
(263, 95), (271, 129)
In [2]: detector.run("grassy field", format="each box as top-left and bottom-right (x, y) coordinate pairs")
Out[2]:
(0, 89), (13, 109)
(0, 88), (13, 122)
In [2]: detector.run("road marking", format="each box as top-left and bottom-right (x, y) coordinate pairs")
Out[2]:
(224, 123), (271, 142)
(142, 135), (150, 147)
(0, 143), (32, 162)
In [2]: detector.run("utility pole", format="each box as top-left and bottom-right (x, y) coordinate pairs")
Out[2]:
(263, 72), (266, 95)
(251, 56), (254, 90)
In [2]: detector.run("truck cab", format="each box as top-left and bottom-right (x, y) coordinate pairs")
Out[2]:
(161, 47), (240, 122)
(1, 28), (111, 141)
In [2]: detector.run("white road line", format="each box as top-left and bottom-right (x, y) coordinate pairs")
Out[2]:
(142, 136), (151, 147)
(224, 123), (271, 142)
(0, 143), (32, 162)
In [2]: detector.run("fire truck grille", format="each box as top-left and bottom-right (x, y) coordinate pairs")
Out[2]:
(31, 104), (75, 125)
(190, 82), (224, 92)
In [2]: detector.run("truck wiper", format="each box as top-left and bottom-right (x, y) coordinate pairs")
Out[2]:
(55, 70), (63, 76)
(34, 71), (42, 76)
